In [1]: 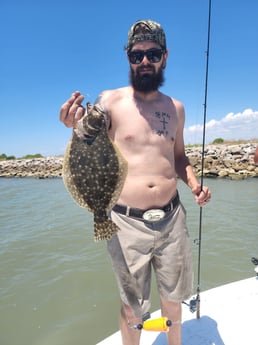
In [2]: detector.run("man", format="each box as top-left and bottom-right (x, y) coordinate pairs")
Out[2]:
(60, 20), (211, 345)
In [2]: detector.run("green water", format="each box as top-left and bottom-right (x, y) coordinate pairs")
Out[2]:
(0, 178), (257, 345)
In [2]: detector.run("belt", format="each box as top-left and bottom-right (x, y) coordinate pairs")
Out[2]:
(112, 192), (180, 221)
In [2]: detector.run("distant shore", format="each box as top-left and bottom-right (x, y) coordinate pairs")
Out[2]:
(0, 143), (257, 179)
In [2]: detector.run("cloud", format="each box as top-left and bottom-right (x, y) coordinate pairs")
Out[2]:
(184, 109), (258, 144)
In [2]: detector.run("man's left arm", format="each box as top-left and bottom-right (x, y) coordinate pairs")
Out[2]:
(174, 101), (211, 207)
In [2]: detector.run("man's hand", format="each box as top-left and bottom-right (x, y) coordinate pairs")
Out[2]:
(192, 184), (211, 207)
(59, 91), (85, 128)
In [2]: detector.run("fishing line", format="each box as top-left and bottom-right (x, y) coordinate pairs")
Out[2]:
(195, 0), (212, 319)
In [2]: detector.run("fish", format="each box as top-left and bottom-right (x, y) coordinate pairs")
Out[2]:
(62, 104), (128, 241)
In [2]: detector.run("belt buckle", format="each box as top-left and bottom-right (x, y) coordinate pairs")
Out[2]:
(143, 209), (165, 222)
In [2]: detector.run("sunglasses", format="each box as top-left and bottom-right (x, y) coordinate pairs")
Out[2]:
(127, 48), (164, 64)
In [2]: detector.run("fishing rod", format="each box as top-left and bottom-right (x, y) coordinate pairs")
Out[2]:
(194, 0), (212, 319)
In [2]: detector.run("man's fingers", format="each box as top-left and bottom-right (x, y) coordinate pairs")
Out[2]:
(73, 93), (85, 106)
(59, 92), (85, 127)
(74, 105), (85, 123)
(197, 188), (211, 206)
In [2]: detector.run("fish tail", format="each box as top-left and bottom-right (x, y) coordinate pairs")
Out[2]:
(94, 219), (120, 241)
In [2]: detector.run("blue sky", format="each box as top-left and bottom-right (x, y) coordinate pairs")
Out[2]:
(1, 0), (257, 157)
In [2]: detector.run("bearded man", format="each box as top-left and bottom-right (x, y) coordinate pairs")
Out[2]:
(60, 20), (211, 345)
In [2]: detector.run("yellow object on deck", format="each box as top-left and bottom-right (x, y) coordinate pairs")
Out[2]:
(142, 317), (172, 332)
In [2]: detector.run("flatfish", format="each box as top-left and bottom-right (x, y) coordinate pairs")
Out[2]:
(62, 104), (128, 241)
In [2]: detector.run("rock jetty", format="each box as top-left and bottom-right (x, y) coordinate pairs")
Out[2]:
(0, 156), (63, 179)
(186, 143), (258, 179)
(0, 143), (257, 179)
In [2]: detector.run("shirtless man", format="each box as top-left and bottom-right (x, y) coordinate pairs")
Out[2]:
(60, 20), (211, 345)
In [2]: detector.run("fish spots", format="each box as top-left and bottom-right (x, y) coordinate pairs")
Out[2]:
(62, 105), (128, 241)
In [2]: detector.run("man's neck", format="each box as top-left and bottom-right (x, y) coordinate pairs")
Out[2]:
(132, 88), (161, 102)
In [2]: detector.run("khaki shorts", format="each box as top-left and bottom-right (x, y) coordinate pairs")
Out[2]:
(107, 202), (193, 317)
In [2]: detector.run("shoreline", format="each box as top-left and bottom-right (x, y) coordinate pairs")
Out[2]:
(0, 143), (257, 180)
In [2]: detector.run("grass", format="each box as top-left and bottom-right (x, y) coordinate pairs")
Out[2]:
(186, 138), (258, 148)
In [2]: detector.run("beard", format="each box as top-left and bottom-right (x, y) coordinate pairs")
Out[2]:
(129, 64), (165, 93)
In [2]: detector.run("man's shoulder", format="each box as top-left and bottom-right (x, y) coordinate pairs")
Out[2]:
(157, 92), (184, 108)
(101, 86), (130, 99)
(99, 87), (131, 110)
(159, 95), (185, 121)
(169, 96), (184, 108)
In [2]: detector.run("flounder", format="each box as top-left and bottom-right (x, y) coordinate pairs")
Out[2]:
(62, 104), (128, 241)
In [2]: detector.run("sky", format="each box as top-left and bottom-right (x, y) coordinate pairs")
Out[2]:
(1, 0), (257, 157)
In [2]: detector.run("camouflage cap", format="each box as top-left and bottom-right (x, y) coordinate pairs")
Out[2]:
(125, 20), (166, 51)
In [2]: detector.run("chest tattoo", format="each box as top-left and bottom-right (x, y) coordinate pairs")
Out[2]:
(154, 111), (171, 137)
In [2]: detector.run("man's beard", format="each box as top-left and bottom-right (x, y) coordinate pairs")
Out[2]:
(129, 64), (165, 93)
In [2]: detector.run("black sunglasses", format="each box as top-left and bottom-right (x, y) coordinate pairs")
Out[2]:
(127, 48), (164, 64)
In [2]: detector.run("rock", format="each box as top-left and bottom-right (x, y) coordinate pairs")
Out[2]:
(0, 157), (63, 179)
(0, 143), (257, 179)
(229, 145), (242, 154)
(218, 170), (229, 178)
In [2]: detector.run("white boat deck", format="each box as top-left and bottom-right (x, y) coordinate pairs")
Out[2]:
(97, 276), (258, 344)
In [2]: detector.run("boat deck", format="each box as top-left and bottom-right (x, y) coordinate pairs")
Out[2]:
(97, 276), (258, 344)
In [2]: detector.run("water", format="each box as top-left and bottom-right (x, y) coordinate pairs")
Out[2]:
(0, 178), (257, 345)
